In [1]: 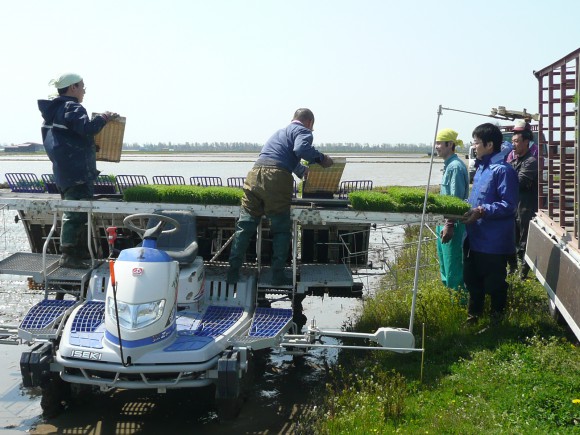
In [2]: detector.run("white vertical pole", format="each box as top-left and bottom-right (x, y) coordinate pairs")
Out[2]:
(409, 105), (443, 334)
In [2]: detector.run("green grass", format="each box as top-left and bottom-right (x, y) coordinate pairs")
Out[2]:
(298, 227), (580, 434)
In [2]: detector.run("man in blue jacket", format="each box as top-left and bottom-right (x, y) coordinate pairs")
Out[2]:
(227, 108), (333, 286)
(38, 73), (117, 268)
(462, 123), (518, 324)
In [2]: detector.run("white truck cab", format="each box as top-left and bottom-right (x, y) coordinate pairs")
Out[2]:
(466, 145), (477, 183)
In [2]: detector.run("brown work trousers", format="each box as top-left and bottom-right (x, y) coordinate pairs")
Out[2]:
(241, 166), (294, 216)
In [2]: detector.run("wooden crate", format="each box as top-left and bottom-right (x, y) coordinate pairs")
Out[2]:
(303, 157), (346, 196)
(94, 115), (126, 162)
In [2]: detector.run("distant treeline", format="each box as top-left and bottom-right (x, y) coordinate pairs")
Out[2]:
(122, 142), (434, 153)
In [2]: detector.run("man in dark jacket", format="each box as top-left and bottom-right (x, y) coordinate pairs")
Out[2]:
(227, 108), (333, 286)
(38, 73), (116, 268)
(510, 126), (538, 279)
(463, 123), (518, 324)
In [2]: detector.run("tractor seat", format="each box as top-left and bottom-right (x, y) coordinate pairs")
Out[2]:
(146, 210), (198, 265)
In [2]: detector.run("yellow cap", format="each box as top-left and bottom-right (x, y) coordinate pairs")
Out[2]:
(436, 128), (463, 147)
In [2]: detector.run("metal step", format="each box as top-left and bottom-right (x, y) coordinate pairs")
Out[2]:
(46, 264), (95, 285)
(205, 262), (354, 293)
(0, 252), (97, 292)
(0, 252), (60, 281)
(257, 266), (294, 289)
(297, 263), (353, 293)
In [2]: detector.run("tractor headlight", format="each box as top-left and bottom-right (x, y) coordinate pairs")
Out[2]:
(107, 298), (166, 330)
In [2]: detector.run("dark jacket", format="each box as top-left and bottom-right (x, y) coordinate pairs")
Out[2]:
(38, 96), (107, 191)
(510, 151), (538, 221)
(467, 151), (519, 255)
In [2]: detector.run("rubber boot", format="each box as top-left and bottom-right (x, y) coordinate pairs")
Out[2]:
(75, 223), (93, 259)
(519, 262), (530, 280)
(227, 210), (261, 283)
(269, 213), (292, 286)
(74, 247), (93, 260)
(59, 244), (90, 269)
(507, 253), (518, 275)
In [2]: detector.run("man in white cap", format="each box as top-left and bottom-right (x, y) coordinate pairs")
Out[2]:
(502, 120), (538, 274)
(38, 73), (117, 268)
(506, 120), (538, 163)
(434, 128), (470, 291)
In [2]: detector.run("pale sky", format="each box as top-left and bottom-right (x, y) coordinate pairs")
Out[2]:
(2, 0), (579, 147)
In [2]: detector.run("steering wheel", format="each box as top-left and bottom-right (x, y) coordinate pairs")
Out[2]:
(123, 213), (180, 238)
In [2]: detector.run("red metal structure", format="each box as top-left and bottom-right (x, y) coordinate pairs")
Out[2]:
(526, 48), (580, 339)
(535, 47), (580, 242)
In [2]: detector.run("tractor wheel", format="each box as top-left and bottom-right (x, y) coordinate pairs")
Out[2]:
(40, 374), (70, 418)
(216, 396), (243, 421)
(215, 350), (253, 420)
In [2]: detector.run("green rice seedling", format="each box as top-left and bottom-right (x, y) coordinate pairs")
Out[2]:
(349, 187), (470, 215)
(386, 186), (434, 213)
(431, 194), (471, 216)
(122, 185), (160, 202)
(123, 185), (243, 205)
(348, 190), (398, 212)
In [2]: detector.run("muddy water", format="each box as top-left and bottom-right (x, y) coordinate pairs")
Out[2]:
(0, 206), (407, 434)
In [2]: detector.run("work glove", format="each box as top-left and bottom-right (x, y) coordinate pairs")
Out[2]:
(441, 219), (455, 243)
(440, 225), (454, 243)
(101, 111), (120, 122)
(462, 206), (485, 225)
(320, 154), (334, 168)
